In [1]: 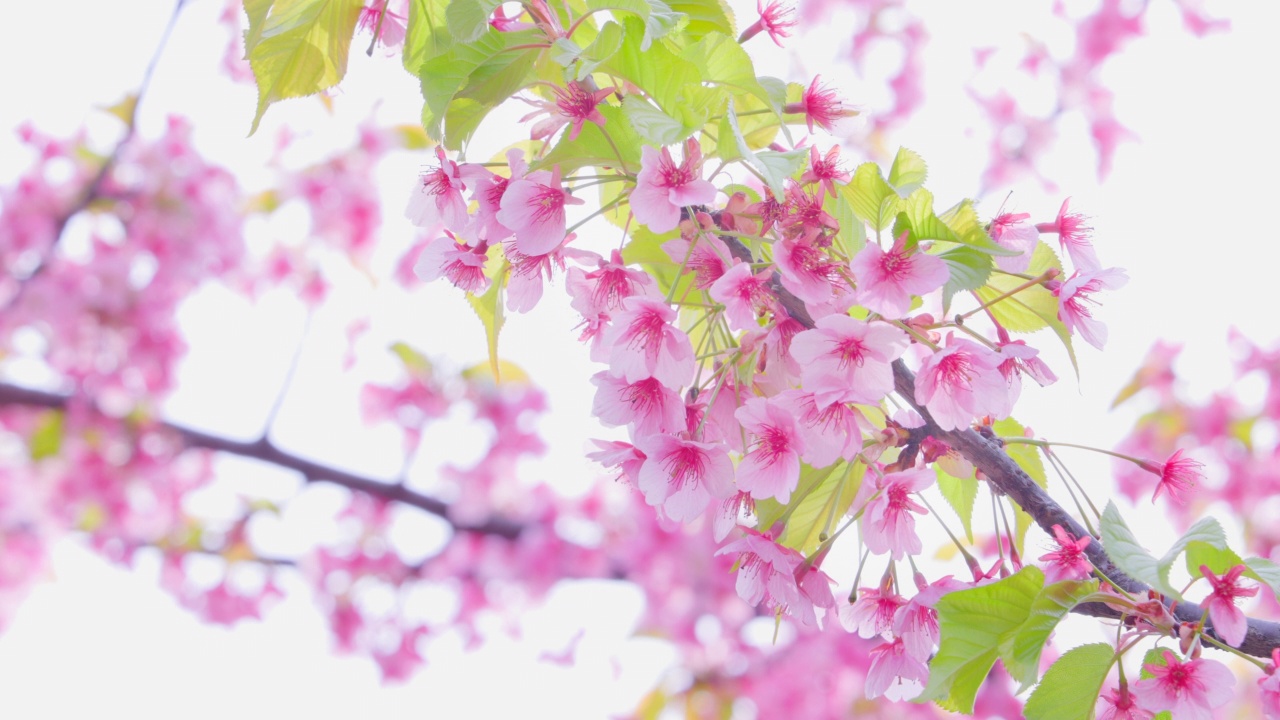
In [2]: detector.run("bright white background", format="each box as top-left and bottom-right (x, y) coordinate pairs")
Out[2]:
(1, 0), (1277, 717)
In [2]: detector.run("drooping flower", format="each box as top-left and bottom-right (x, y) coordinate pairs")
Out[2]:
(468, 148), (526, 243)
(893, 574), (967, 661)
(737, 0), (797, 47)
(775, 390), (868, 467)
(988, 211), (1039, 273)
(995, 339), (1058, 415)
(1039, 524), (1093, 583)
(414, 232), (490, 293)
(862, 468), (932, 559)
(635, 434), (734, 523)
(734, 397), (805, 503)
(1199, 563), (1258, 647)
(774, 236), (841, 304)
(840, 580), (905, 640)
(781, 181), (840, 244)
(631, 139), (718, 233)
(864, 638), (928, 701)
(358, 2), (407, 52)
(1132, 650), (1235, 720)
(519, 81), (614, 141)
(602, 296), (695, 389)
(1037, 198), (1101, 272)
(1096, 686), (1153, 720)
(914, 334), (1009, 431)
(715, 531), (803, 616)
(1050, 267), (1128, 350)
(662, 227), (734, 290)
(786, 75), (858, 134)
(495, 168), (583, 256)
(851, 231), (949, 318)
(405, 146), (470, 231)
(1259, 650), (1280, 720)
(1137, 449), (1203, 504)
(590, 371), (685, 438)
(789, 315), (909, 406)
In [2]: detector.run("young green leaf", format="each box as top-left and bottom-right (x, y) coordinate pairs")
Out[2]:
(1000, 579), (1100, 690)
(888, 147), (927, 196)
(445, 0), (501, 43)
(920, 567), (1044, 713)
(841, 163), (900, 233)
(935, 465), (978, 543)
(1022, 643), (1115, 720)
(247, 0), (365, 134)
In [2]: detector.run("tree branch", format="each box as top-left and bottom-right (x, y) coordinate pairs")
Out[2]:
(0, 382), (523, 539)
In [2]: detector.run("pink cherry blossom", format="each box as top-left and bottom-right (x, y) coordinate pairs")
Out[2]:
(840, 581), (905, 639)
(1199, 563), (1258, 647)
(774, 237), (841, 304)
(468, 148), (526, 243)
(566, 249), (662, 318)
(738, 0), (797, 47)
(781, 182), (839, 243)
(519, 81), (614, 141)
(1260, 651), (1280, 720)
(1132, 650), (1235, 720)
(495, 168), (583, 256)
(893, 575), (967, 661)
(914, 334), (1009, 431)
(1138, 448), (1203, 504)
(789, 315), (909, 406)
(405, 146), (469, 231)
(714, 531), (803, 614)
(864, 638), (928, 701)
(1096, 687), (1153, 720)
(502, 233), (569, 313)
(590, 371), (685, 438)
(734, 397), (805, 503)
(995, 339), (1058, 415)
(414, 233), (490, 294)
(635, 434), (734, 523)
(800, 145), (850, 201)
(1039, 524), (1093, 583)
(862, 468), (932, 560)
(775, 390), (868, 467)
(602, 296), (695, 389)
(631, 139), (717, 233)
(988, 211), (1039, 273)
(1051, 267), (1129, 350)
(586, 439), (646, 486)
(709, 262), (776, 331)
(663, 228), (734, 290)
(785, 75), (858, 134)
(1037, 198), (1101, 271)
(851, 232), (949, 318)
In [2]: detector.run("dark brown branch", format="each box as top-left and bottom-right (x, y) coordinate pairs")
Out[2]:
(0, 382), (523, 539)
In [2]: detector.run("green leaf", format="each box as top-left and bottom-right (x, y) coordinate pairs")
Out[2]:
(841, 163), (900, 233)
(888, 147), (927, 196)
(623, 96), (693, 145)
(601, 17), (715, 129)
(419, 29), (542, 145)
(937, 245), (991, 314)
(666, 0), (735, 39)
(445, 0), (501, 42)
(1000, 579), (1100, 690)
(561, 21), (623, 80)
(824, 188), (866, 260)
(973, 242), (1064, 334)
(1100, 502), (1229, 600)
(1246, 556), (1280, 597)
(725, 101), (805, 197)
(402, 0), (452, 76)
(586, 0), (684, 50)
(29, 410), (64, 460)
(242, 0), (274, 55)
(679, 32), (770, 106)
(921, 567), (1044, 713)
(466, 256), (508, 381)
(1022, 643), (1114, 720)
(777, 461), (864, 556)
(390, 341), (434, 377)
(248, 0), (365, 134)
(935, 465), (978, 543)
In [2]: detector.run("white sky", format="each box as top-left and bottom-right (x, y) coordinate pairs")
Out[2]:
(1, 0), (1277, 717)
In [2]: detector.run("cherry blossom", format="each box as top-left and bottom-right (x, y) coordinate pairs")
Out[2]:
(1138, 448), (1204, 504)
(1050, 266), (1129, 350)
(631, 139), (717, 233)
(414, 233), (490, 294)
(1260, 651), (1280, 720)
(735, 397), (805, 503)
(864, 638), (928, 700)
(738, 0), (797, 47)
(914, 334), (1009, 431)
(602, 296), (695, 389)
(1038, 198), (1101, 271)
(789, 315), (909, 406)
(1039, 524), (1093, 583)
(1096, 687), (1153, 720)
(635, 433), (734, 523)
(495, 168), (582, 256)
(709, 262), (777, 331)
(1132, 650), (1235, 720)
(799, 145), (850, 201)
(861, 468), (932, 559)
(851, 232), (949, 318)
(405, 146), (469, 231)
(988, 211), (1039, 273)
(786, 75), (858, 133)
(1199, 564), (1258, 647)
(590, 371), (685, 438)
